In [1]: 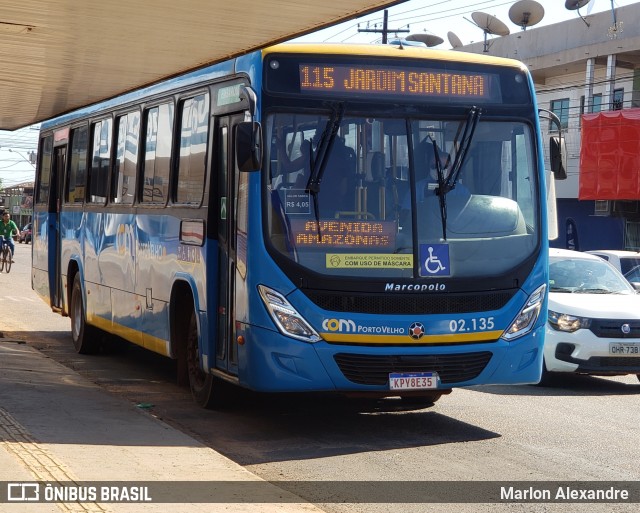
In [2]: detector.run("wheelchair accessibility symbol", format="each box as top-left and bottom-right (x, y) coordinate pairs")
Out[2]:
(419, 244), (450, 276)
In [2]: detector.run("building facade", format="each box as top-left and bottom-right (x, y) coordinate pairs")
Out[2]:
(0, 181), (33, 229)
(461, 3), (640, 251)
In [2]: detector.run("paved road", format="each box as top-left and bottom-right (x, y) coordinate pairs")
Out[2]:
(0, 243), (324, 513)
(2, 242), (640, 513)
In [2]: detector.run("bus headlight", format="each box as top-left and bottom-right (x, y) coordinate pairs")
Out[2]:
(501, 284), (546, 341)
(258, 285), (321, 343)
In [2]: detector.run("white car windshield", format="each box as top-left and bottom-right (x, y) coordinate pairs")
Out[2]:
(549, 256), (636, 294)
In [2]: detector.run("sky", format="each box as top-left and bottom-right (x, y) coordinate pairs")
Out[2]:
(293, 0), (637, 46)
(1, 0), (637, 189)
(0, 125), (39, 188)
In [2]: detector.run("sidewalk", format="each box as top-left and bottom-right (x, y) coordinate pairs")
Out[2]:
(0, 339), (324, 513)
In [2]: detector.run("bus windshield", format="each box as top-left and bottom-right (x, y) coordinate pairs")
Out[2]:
(266, 112), (538, 279)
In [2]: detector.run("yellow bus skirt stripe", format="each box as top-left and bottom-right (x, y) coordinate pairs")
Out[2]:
(88, 314), (170, 356)
(320, 330), (503, 344)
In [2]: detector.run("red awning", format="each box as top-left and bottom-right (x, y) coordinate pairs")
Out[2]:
(579, 108), (640, 200)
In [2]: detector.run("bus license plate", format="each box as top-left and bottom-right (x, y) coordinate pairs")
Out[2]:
(389, 372), (438, 390)
(609, 342), (640, 356)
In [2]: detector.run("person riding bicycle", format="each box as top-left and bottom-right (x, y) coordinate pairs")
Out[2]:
(0, 212), (20, 262)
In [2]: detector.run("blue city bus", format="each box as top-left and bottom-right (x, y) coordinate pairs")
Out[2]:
(32, 43), (564, 408)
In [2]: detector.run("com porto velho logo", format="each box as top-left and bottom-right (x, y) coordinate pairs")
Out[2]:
(322, 318), (357, 332)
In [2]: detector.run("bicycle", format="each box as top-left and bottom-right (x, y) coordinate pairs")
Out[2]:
(0, 236), (12, 273)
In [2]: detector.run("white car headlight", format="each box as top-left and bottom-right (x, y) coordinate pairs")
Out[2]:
(548, 310), (591, 332)
(502, 284), (546, 341)
(258, 285), (321, 343)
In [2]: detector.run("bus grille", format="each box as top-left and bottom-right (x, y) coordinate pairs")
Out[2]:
(304, 290), (515, 314)
(334, 352), (493, 385)
(589, 320), (640, 338)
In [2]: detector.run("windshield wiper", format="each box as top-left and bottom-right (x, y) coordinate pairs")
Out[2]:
(433, 106), (481, 240)
(572, 287), (611, 294)
(549, 286), (573, 293)
(438, 106), (481, 196)
(306, 103), (345, 239)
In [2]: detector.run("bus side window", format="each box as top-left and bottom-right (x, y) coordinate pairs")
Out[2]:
(66, 126), (88, 204)
(142, 103), (174, 204)
(36, 135), (53, 205)
(176, 93), (209, 205)
(112, 112), (139, 205)
(88, 119), (112, 204)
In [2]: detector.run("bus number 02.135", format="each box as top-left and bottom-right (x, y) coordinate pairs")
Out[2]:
(449, 317), (495, 332)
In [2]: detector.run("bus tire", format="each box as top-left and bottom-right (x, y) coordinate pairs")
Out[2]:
(70, 274), (99, 354)
(186, 309), (222, 409)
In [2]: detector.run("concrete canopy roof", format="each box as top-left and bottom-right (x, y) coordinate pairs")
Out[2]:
(0, 0), (403, 130)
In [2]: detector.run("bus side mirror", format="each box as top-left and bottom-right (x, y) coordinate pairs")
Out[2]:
(550, 135), (567, 180)
(236, 121), (262, 172)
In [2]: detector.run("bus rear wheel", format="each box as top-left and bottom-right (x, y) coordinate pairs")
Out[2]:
(70, 274), (98, 354)
(186, 309), (223, 409)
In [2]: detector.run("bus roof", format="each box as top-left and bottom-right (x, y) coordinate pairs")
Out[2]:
(263, 43), (527, 70)
(40, 42), (530, 132)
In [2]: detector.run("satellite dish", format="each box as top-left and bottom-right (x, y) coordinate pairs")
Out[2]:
(471, 12), (511, 36)
(470, 11), (510, 52)
(447, 31), (463, 49)
(406, 33), (444, 47)
(565, 0), (590, 10)
(509, 0), (545, 30)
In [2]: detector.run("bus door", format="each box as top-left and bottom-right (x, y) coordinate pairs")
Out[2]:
(214, 113), (245, 373)
(48, 145), (66, 310)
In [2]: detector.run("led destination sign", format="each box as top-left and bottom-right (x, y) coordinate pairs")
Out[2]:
(299, 64), (496, 101)
(290, 219), (396, 248)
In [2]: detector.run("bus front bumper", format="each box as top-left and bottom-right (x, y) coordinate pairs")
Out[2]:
(235, 324), (544, 392)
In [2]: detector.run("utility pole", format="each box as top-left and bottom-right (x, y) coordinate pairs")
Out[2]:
(358, 9), (409, 44)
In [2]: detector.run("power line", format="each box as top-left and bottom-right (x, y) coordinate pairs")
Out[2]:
(358, 9), (409, 44)
(325, 0), (513, 44)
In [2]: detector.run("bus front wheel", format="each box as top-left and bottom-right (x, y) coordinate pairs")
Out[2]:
(186, 309), (222, 409)
(70, 274), (98, 354)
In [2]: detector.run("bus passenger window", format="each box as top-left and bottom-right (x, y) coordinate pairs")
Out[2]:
(36, 135), (53, 205)
(143, 103), (174, 204)
(176, 93), (210, 204)
(112, 112), (139, 205)
(88, 119), (112, 204)
(67, 126), (88, 204)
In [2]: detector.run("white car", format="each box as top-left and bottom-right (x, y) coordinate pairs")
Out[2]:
(544, 248), (640, 382)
